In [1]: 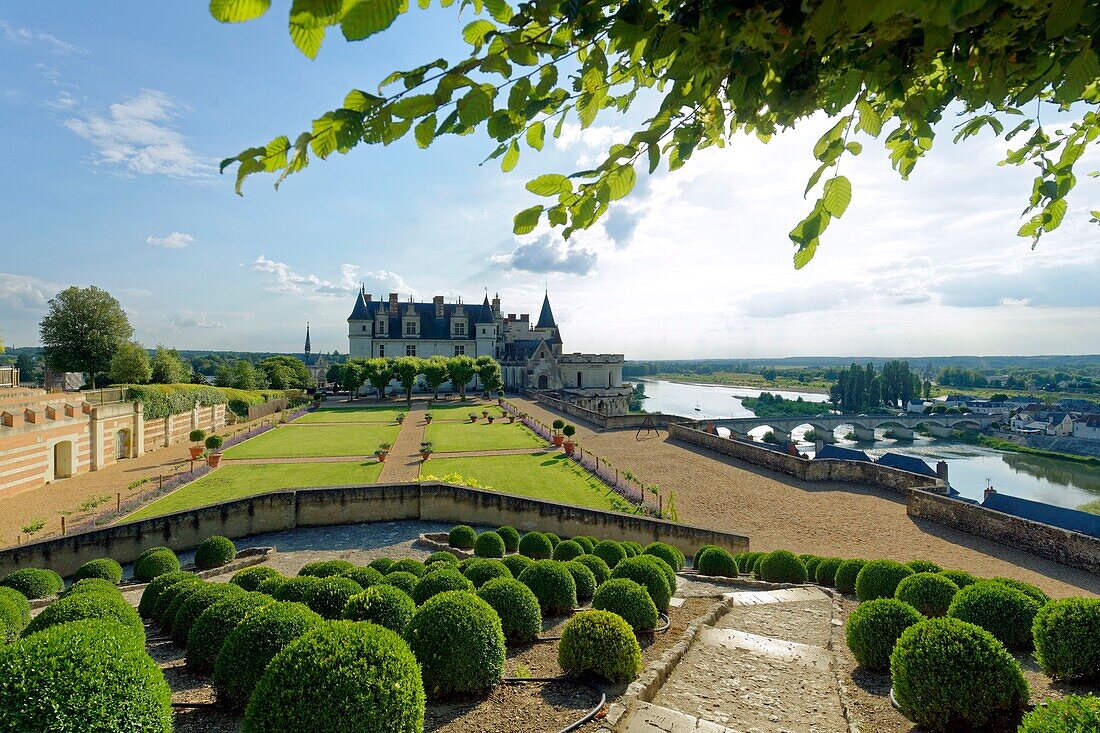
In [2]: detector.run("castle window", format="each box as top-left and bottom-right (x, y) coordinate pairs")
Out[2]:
(378, 345), (385, 357)
(406, 344), (417, 356)
(577, 372), (582, 388)
(404, 320), (417, 335)
(361, 325), (367, 332)
(453, 322), (466, 336)
(454, 344), (465, 356)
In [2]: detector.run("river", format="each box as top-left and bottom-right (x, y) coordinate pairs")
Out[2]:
(637, 379), (1100, 511)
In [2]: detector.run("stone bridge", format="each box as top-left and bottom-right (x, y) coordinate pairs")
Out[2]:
(708, 412), (1000, 442)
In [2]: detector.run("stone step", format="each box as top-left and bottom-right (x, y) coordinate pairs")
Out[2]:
(619, 701), (744, 733)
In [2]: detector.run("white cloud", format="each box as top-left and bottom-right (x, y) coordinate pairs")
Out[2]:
(147, 232), (194, 249)
(64, 90), (212, 179)
(0, 20), (84, 55)
(492, 234), (598, 275)
(0, 273), (57, 311)
(172, 310), (224, 329)
(42, 91), (78, 111)
(251, 257), (418, 299)
(119, 288), (152, 297)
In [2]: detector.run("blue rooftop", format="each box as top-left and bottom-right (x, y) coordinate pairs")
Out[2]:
(982, 491), (1100, 539)
(875, 452), (937, 478)
(814, 444), (872, 462)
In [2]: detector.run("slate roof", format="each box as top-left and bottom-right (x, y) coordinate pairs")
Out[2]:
(502, 339), (544, 363)
(875, 452), (937, 478)
(476, 296), (495, 324)
(347, 292), (478, 340)
(814, 444), (872, 462)
(982, 491), (1100, 539)
(536, 293), (557, 329)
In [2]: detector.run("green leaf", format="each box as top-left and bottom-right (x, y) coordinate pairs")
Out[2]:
(457, 87), (493, 128)
(483, 0), (512, 23)
(414, 115), (437, 148)
(288, 0), (342, 58)
(513, 205), (543, 234)
(1041, 198), (1067, 230)
(822, 176), (852, 218)
(855, 97), (882, 136)
(547, 205), (567, 226)
(462, 19), (496, 48)
(501, 140), (520, 172)
(526, 174), (571, 196)
(1046, 0), (1085, 38)
(343, 89), (384, 112)
(526, 121), (545, 151)
(391, 94), (438, 118)
(210, 0), (271, 23)
(606, 165), (636, 200)
(289, 23), (326, 58)
(1059, 48), (1099, 102)
(340, 0), (405, 41)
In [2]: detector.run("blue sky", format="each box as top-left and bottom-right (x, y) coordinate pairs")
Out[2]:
(1, 4), (1098, 358)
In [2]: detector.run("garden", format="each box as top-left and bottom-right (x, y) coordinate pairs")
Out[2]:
(294, 404), (408, 424)
(422, 420), (545, 453)
(222, 424), (401, 459)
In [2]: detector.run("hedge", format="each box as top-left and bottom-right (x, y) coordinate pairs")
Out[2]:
(230, 566), (282, 592)
(496, 525), (520, 552)
(844, 598), (924, 671)
(0, 588), (31, 643)
(342, 585), (417, 634)
(592, 578), (659, 632)
(696, 547), (738, 577)
(194, 536), (236, 570)
(815, 557), (843, 588)
(124, 383), (294, 421)
(518, 531), (554, 560)
(573, 536), (596, 554)
(425, 551), (459, 566)
(388, 558), (427, 577)
(186, 591), (275, 673)
(1031, 597), (1100, 681)
(502, 554), (535, 578)
(298, 559), (356, 578)
(62, 578), (120, 598)
(134, 548), (180, 583)
(404, 591), (506, 697)
(855, 559), (913, 602)
(477, 578), (543, 643)
(74, 558), (123, 584)
(947, 581), (1041, 649)
(894, 573), (959, 618)
(644, 542), (684, 572)
(907, 560), (942, 574)
(474, 531), (506, 558)
(594, 540), (627, 569)
(380, 571), (420, 597)
(272, 576), (325, 605)
(990, 577), (1050, 605)
(759, 550), (808, 584)
(342, 566), (384, 589)
(552, 539), (586, 562)
(834, 559), (868, 595)
(412, 569), (473, 605)
(636, 554), (677, 596)
(151, 576), (204, 626)
(1018, 696), (1100, 732)
(939, 569), (978, 589)
(518, 560), (578, 616)
(138, 571), (195, 618)
(160, 581), (209, 633)
(1, 568), (64, 600)
(369, 558), (395, 573)
(559, 610), (642, 683)
(23, 591), (145, 641)
(448, 525), (477, 549)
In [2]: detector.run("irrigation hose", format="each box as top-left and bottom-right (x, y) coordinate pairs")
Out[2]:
(501, 676), (607, 733)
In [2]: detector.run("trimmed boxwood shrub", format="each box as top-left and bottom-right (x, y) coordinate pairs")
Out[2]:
(62, 578), (121, 598)
(255, 577), (287, 597)
(594, 540), (628, 569)
(134, 548), (180, 582)
(815, 557), (843, 588)
(518, 531), (553, 559)
(195, 536), (236, 570)
(759, 550), (808, 584)
(565, 561), (597, 602)
(380, 571), (420, 597)
(425, 561), (454, 575)
(23, 590), (145, 640)
(213, 601), (325, 708)
(611, 556), (671, 612)
(474, 530), (506, 558)
(497, 525), (520, 552)
(477, 577), (542, 643)
(644, 542), (684, 572)
(844, 598), (924, 670)
(947, 581), (1041, 649)
(592, 578), (659, 632)
(298, 559), (356, 578)
(906, 560), (942, 574)
(305, 576), (363, 619)
(545, 532), (561, 548)
(801, 555), (822, 580)
(693, 544), (719, 569)
(342, 565), (384, 589)
(1018, 695), (1100, 732)
(623, 541), (644, 557)
(243, 621), (425, 733)
(171, 583), (246, 644)
(134, 545), (171, 569)
(404, 590), (506, 697)
(518, 560), (578, 615)
(186, 592), (275, 673)
(413, 568), (473, 605)
(74, 558), (123, 584)
(573, 536), (596, 554)
(0, 619), (172, 732)
(342, 584), (417, 633)
(272, 575), (325, 604)
(573, 554), (611, 585)
(502, 554), (535, 578)
(553, 539), (585, 562)
(161, 581), (209, 632)
(389, 558), (427, 577)
(152, 577), (204, 626)
(1, 568), (64, 600)
(939, 569), (978, 588)
(138, 571), (194, 618)
(448, 525), (477, 549)
(0, 587), (31, 642)
(737, 551), (762, 574)
(559, 609), (642, 683)
(636, 553), (677, 596)
(890, 617), (1028, 732)
(426, 551), (458, 565)
(895, 573), (959, 618)
(696, 547), (738, 577)
(463, 559), (513, 588)
(855, 559), (913, 601)
(369, 557), (395, 573)
(1031, 597), (1100, 681)
(230, 565), (281, 592)
(991, 577), (1050, 605)
(835, 558), (867, 595)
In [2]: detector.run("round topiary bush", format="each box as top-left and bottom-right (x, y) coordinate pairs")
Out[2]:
(186, 591), (275, 673)
(0, 587), (31, 642)
(380, 571), (420, 597)
(23, 590), (145, 640)
(502, 553), (535, 578)
(835, 558), (868, 595)
(297, 559), (356, 578)
(255, 577), (287, 597)
(474, 530), (506, 558)
(593, 540), (627, 570)
(0, 619), (172, 732)
(890, 617), (1028, 732)
(559, 609), (642, 683)
(894, 572), (959, 618)
(644, 542), (684, 572)
(342, 584), (417, 633)
(518, 560), (578, 615)
(636, 553), (677, 596)
(815, 557), (843, 587)
(552, 539), (585, 562)
(907, 560), (942, 574)
(135, 545), (170, 567)
(693, 544), (719, 569)
(194, 536), (236, 570)
(272, 575), (325, 605)
(171, 582), (247, 644)
(62, 578), (120, 598)
(369, 557), (395, 573)
(565, 561), (597, 602)
(1032, 597), (1100, 680)
(497, 525), (520, 552)
(413, 568), (473, 605)
(947, 581), (1041, 649)
(426, 551), (458, 566)
(801, 555), (822, 580)
(518, 531), (553, 559)
(134, 548), (180, 583)
(623, 541), (643, 557)
(611, 556), (671, 612)
(759, 550), (808, 584)
(696, 547), (738, 577)
(161, 581), (210, 632)
(844, 598), (924, 670)
(138, 571), (195, 618)
(448, 524), (477, 549)
(991, 577), (1050, 605)
(230, 565), (281, 592)
(243, 620), (425, 733)
(73, 558), (123, 584)
(342, 565), (384, 589)
(1018, 695), (1100, 732)
(1, 568), (64, 600)
(737, 551), (761, 574)
(939, 569), (978, 588)
(404, 590), (506, 697)
(152, 577), (204, 626)
(213, 601), (325, 708)
(305, 576), (364, 619)
(462, 559), (512, 588)
(592, 578), (659, 632)
(855, 559), (913, 602)
(477, 577), (542, 643)
(388, 558), (427, 577)
(573, 536), (596, 554)
(545, 532), (561, 548)
(573, 554), (611, 585)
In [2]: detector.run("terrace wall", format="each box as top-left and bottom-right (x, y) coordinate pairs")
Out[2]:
(527, 391), (686, 430)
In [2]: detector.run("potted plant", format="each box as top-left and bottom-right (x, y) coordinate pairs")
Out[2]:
(552, 419), (566, 447)
(469, 413), (478, 423)
(482, 409), (489, 418)
(507, 413), (516, 424)
(419, 441), (434, 461)
(497, 391), (505, 406)
(486, 412), (495, 424)
(396, 413), (405, 424)
(424, 412), (433, 424)
(375, 442), (391, 463)
(204, 434), (225, 468)
(562, 424), (577, 454)
(188, 429), (206, 459)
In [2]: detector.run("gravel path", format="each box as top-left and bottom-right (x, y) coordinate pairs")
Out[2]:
(378, 403), (427, 483)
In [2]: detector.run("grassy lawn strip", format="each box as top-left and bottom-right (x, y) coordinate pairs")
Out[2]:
(421, 452), (619, 511)
(294, 404), (406, 423)
(425, 401), (505, 418)
(424, 420), (545, 452)
(125, 461), (384, 521)
(224, 424), (401, 459)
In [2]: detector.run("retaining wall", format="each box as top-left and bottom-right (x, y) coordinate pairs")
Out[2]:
(528, 391), (686, 430)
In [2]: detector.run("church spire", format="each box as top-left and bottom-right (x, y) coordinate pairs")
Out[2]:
(535, 291), (557, 329)
(304, 322), (311, 355)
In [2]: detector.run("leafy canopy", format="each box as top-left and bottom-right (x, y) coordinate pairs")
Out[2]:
(212, 0), (1099, 267)
(40, 286), (133, 387)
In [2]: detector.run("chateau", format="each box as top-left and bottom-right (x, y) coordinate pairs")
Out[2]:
(347, 289), (633, 415)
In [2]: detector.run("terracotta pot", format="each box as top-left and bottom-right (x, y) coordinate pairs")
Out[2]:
(425, 417), (433, 423)
(497, 398), (504, 405)
(487, 416), (495, 424)
(206, 453), (223, 468)
(553, 434), (565, 447)
(563, 441), (575, 455)
(508, 416), (516, 424)
(470, 416), (478, 423)
(377, 453), (387, 463)
(420, 452), (431, 461)
(189, 446), (204, 459)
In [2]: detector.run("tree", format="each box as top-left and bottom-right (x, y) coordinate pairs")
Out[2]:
(422, 356), (450, 398)
(108, 342), (152, 384)
(40, 286), (132, 389)
(214, 2), (1099, 268)
(392, 356), (423, 405)
(258, 355), (313, 389)
(447, 355), (477, 401)
(150, 345), (190, 384)
(474, 355), (500, 394)
(923, 380), (933, 399)
(337, 360), (365, 396)
(362, 357), (393, 401)
(217, 359), (265, 390)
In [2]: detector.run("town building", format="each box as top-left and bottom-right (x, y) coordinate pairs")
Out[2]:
(1073, 414), (1100, 442)
(299, 323), (329, 387)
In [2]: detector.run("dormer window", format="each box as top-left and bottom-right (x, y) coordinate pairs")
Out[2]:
(453, 321), (466, 336)
(405, 320), (418, 335)
(376, 315), (388, 335)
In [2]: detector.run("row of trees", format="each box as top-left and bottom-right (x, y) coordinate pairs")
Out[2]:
(828, 361), (930, 412)
(108, 344), (191, 385)
(215, 356), (313, 391)
(329, 355), (503, 403)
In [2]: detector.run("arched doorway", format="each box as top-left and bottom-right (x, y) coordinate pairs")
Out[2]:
(53, 441), (73, 479)
(116, 429), (132, 460)
(537, 374), (549, 389)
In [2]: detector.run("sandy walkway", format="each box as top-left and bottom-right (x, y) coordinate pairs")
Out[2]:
(378, 403), (427, 483)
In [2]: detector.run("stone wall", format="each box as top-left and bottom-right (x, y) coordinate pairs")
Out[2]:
(528, 391), (686, 430)
(1023, 433), (1100, 459)
(0, 482), (750, 577)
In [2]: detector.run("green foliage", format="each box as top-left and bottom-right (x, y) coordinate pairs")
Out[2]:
(592, 578), (659, 632)
(559, 610), (642, 683)
(255, 577), (287, 596)
(243, 620), (424, 733)
(545, 532), (561, 548)
(462, 559), (512, 588)
(271, 575), (324, 604)
(230, 565), (282, 592)
(696, 547), (738, 578)
(40, 286), (132, 386)
(572, 536), (596, 554)
(380, 571), (420, 597)
(835, 558), (868, 595)
(759, 550), (808, 584)
(844, 598), (924, 671)
(204, 434), (224, 452)
(150, 345), (190, 385)
(1018, 695), (1100, 732)
(389, 558), (427, 577)
(644, 542), (684, 572)
(426, 551), (458, 566)
(1, 568), (64, 600)
(637, 553), (677, 596)
(125, 383), (228, 421)
(342, 565), (384, 589)
(815, 557), (843, 587)
(213, 601), (325, 708)
(736, 551), (762, 574)
(938, 569), (979, 589)
(895, 573), (959, 618)
(24, 590), (144, 640)
(622, 541), (643, 558)
(474, 530), (506, 558)
(152, 577), (203, 626)
(611, 556), (671, 612)
(552, 539), (585, 562)
(305, 576), (364, 619)
(138, 571), (195, 618)
(298, 559), (356, 578)
(256, 355), (313, 390)
(594, 540), (627, 569)
(565, 561), (597, 602)
(801, 555), (822, 579)
(0, 619), (172, 733)
(0, 587), (31, 632)
(194, 535), (237, 570)
(134, 548), (181, 582)
(369, 557), (395, 573)
(1031, 597), (1100, 681)
(109, 341), (152, 385)
(477, 577), (543, 643)
(572, 554), (611, 586)
(947, 581), (1041, 649)
(186, 592), (275, 673)
(890, 618), (1028, 732)
(502, 553), (535, 578)
(342, 584), (417, 633)
(404, 590), (506, 697)
(62, 578), (121, 598)
(496, 525), (520, 552)
(906, 560), (942, 574)
(73, 558), (122, 584)
(413, 568), (472, 605)
(518, 531), (553, 560)
(855, 559), (913, 602)
(160, 581), (209, 632)
(171, 583), (246, 644)
(518, 560), (578, 616)
(990, 577), (1051, 605)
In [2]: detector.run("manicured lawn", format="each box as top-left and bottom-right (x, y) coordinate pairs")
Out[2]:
(420, 452), (620, 511)
(224, 424), (401, 459)
(425, 401), (505, 419)
(425, 420), (545, 452)
(125, 461), (384, 521)
(295, 404), (406, 423)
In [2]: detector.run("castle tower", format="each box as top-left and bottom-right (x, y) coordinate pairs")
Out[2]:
(304, 322), (312, 356)
(535, 291), (563, 355)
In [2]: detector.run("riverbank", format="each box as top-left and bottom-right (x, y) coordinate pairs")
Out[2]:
(979, 434), (1100, 466)
(641, 373), (831, 395)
